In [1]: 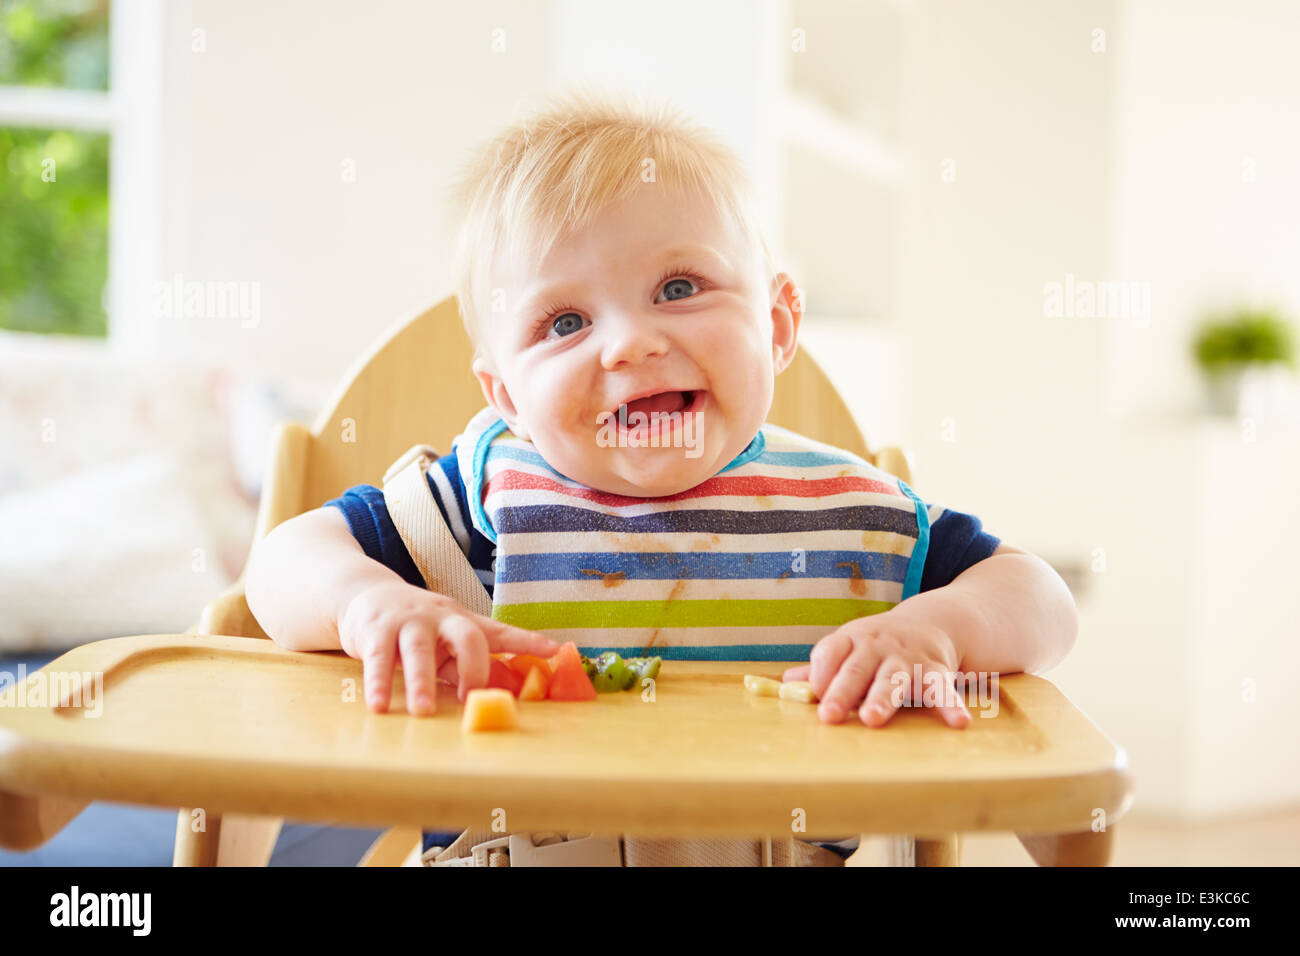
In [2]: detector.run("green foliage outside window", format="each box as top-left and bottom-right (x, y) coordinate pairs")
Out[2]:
(1, 0), (111, 337)
(0, 0), (108, 89)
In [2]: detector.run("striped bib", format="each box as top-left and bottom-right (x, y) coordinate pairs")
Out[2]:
(454, 407), (930, 661)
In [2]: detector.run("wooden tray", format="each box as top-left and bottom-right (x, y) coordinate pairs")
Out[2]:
(0, 633), (1133, 842)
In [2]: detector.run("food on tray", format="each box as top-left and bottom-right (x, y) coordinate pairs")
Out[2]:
(623, 656), (661, 686)
(744, 674), (781, 696)
(487, 658), (524, 696)
(778, 680), (818, 703)
(518, 666), (549, 701)
(590, 651), (629, 692)
(744, 675), (818, 703)
(546, 642), (599, 701)
(483, 647), (661, 701)
(462, 688), (519, 732)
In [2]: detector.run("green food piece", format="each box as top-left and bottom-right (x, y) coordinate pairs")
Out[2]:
(591, 651), (630, 693)
(617, 658), (641, 690)
(624, 656), (661, 687)
(580, 655), (598, 681)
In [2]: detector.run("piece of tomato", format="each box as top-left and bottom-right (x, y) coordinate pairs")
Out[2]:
(546, 643), (597, 701)
(505, 654), (553, 681)
(548, 641), (584, 673)
(487, 658), (524, 696)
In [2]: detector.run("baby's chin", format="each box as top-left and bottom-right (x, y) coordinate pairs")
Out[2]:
(564, 447), (726, 498)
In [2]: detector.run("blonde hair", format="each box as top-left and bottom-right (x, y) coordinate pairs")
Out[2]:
(445, 87), (776, 357)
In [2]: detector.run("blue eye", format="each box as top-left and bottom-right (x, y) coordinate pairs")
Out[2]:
(550, 312), (588, 337)
(659, 277), (699, 301)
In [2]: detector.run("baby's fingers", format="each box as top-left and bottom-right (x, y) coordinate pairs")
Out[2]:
(438, 613), (491, 701)
(858, 660), (910, 728)
(934, 671), (973, 728)
(398, 620), (439, 716)
(359, 632), (398, 714)
(477, 615), (559, 657)
(782, 664), (811, 683)
(817, 646), (880, 724)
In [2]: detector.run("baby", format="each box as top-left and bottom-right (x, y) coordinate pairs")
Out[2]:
(245, 91), (1077, 851)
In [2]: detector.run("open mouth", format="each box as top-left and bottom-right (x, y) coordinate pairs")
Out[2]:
(611, 389), (702, 422)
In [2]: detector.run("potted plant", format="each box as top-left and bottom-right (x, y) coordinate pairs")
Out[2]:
(1191, 308), (1297, 416)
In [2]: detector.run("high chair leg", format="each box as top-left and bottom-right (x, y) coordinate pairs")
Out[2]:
(843, 834), (961, 866)
(172, 810), (283, 866)
(174, 808), (222, 866)
(914, 835), (961, 866)
(1017, 827), (1114, 866)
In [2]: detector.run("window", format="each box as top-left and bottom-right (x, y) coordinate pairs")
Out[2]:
(0, 0), (110, 336)
(0, 0), (161, 343)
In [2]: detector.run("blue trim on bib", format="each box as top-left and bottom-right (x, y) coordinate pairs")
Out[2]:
(897, 479), (929, 600)
(470, 417), (510, 544)
(719, 430), (766, 473)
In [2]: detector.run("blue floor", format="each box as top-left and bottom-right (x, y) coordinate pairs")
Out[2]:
(1, 650), (388, 867)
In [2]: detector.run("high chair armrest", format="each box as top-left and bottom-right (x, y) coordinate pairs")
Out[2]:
(191, 579), (267, 640)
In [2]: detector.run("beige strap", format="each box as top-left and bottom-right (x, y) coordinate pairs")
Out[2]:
(619, 836), (842, 867)
(424, 831), (843, 867)
(381, 443), (492, 617)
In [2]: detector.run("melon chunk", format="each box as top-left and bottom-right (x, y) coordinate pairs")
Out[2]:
(461, 688), (519, 732)
(518, 665), (550, 701)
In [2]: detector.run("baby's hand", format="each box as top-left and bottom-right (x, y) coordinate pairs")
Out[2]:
(782, 607), (971, 729)
(337, 581), (558, 716)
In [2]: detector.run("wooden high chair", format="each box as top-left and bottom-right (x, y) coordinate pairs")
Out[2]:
(0, 296), (1133, 867)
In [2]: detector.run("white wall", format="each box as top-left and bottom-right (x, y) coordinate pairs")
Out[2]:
(1107, 0), (1300, 420)
(155, 0), (549, 398)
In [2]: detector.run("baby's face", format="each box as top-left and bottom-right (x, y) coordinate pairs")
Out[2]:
(473, 182), (800, 497)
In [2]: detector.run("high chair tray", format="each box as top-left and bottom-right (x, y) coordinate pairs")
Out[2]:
(0, 633), (1132, 842)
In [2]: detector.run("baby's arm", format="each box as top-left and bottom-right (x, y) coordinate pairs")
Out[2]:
(894, 543), (1077, 675)
(245, 507), (398, 654)
(245, 506), (556, 715)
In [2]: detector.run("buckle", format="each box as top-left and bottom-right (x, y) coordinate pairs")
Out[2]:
(506, 834), (624, 867)
(383, 443), (440, 485)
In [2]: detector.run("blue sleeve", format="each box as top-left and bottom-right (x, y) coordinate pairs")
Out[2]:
(918, 506), (1001, 592)
(321, 449), (496, 597)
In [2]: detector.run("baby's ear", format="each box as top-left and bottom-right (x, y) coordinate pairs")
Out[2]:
(769, 272), (802, 374)
(472, 355), (530, 440)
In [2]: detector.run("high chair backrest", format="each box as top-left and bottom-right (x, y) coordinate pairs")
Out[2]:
(213, 295), (908, 641)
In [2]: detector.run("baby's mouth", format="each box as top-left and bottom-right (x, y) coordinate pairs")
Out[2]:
(612, 390), (698, 421)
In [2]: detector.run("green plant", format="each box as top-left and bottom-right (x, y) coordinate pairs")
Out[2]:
(1192, 308), (1298, 376)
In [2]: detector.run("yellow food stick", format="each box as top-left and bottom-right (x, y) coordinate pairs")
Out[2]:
(744, 674), (781, 697)
(778, 681), (818, 703)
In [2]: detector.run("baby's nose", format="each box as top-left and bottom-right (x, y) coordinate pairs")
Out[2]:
(599, 316), (671, 369)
